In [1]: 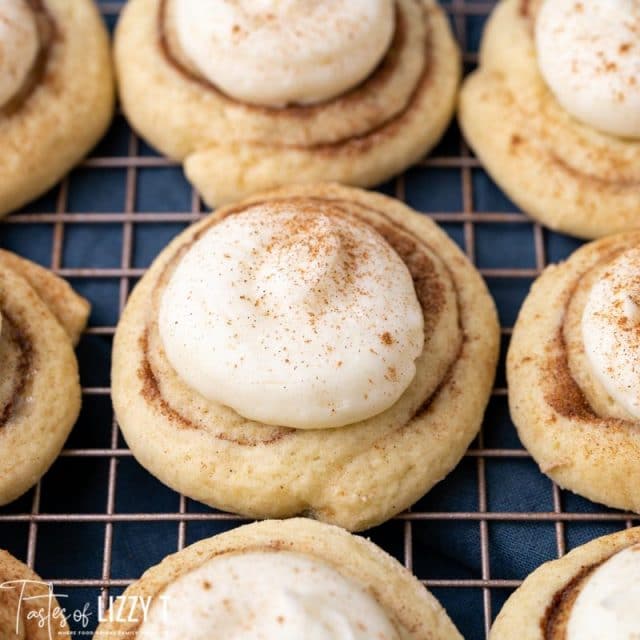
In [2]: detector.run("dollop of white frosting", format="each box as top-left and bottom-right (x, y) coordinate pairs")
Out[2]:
(567, 543), (640, 640)
(137, 551), (399, 640)
(0, 0), (39, 109)
(535, 0), (640, 139)
(582, 248), (640, 419)
(172, 0), (395, 107)
(159, 204), (424, 430)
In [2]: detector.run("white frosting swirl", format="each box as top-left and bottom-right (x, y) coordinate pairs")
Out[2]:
(567, 543), (640, 640)
(582, 248), (640, 419)
(535, 0), (640, 139)
(0, 0), (39, 109)
(171, 0), (395, 107)
(137, 551), (399, 640)
(159, 203), (424, 430)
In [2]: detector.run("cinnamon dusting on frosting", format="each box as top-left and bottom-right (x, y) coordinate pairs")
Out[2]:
(168, 0), (395, 108)
(582, 248), (640, 419)
(138, 197), (464, 437)
(158, 201), (425, 429)
(535, 0), (640, 139)
(137, 550), (399, 639)
(156, 0), (438, 156)
(158, 0), (406, 114)
(380, 332), (395, 346)
(540, 242), (640, 431)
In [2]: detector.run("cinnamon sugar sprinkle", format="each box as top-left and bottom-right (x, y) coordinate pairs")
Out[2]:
(380, 331), (395, 345)
(1, 0), (57, 117)
(217, 203), (414, 377)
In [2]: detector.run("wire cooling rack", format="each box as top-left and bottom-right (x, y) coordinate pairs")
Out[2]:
(0, 1), (637, 638)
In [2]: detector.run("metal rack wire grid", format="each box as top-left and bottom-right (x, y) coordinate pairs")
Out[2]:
(0, 1), (637, 638)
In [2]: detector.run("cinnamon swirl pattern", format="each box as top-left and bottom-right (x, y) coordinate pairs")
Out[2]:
(0, 549), (70, 638)
(113, 0), (461, 208)
(490, 527), (640, 640)
(508, 233), (640, 514)
(458, 0), (640, 239)
(0, 0), (114, 219)
(0, 250), (89, 505)
(112, 183), (499, 531)
(95, 518), (463, 640)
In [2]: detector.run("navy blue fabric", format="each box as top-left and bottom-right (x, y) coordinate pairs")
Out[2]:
(0, 3), (636, 638)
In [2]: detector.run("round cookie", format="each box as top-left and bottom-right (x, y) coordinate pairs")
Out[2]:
(508, 232), (640, 514)
(112, 182), (500, 532)
(113, 0), (461, 208)
(490, 527), (640, 640)
(95, 518), (463, 639)
(458, 0), (640, 239)
(0, 0), (114, 219)
(0, 549), (70, 638)
(0, 250), (89, 505)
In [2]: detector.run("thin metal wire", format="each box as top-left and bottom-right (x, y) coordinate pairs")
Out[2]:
(1, 511), (635, 524)
(1, 3), (637, 639)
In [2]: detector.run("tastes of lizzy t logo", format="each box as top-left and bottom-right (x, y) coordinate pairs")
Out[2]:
(0, 581), (167, 638)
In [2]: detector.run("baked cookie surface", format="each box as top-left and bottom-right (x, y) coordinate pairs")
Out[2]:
(508, 233), (640, 514)
(0, 0), (114, 219)
(114, 0), (461, 207)
(112, 183), (500, 531)
(458, 0), (640, 239)
(0, 250), (89, 505)
(95, 518), (463, 640)
(490, 527), (640, 640)
(0, 549), (70, 638)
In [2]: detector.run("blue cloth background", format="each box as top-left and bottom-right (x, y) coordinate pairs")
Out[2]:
(0, 2), (636, 638)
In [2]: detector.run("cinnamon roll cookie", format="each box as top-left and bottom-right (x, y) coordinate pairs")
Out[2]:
(95, 518), (462, 639)
(0, 250), (89, 505)
(0, 549), (70, 638)
(112, 183), (499, 531)
(0, 0), (114, 219)
(459, 0), (640, 239)
(113, 0), (461, 207)
(508, 233), (640, 513)
(490, 527), (640, 640)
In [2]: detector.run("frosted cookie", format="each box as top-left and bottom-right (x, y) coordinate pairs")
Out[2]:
(95, 518), (462, 639)
(508, 233), (640, 513)
(0, 250), (89, 505)
(113, 0), (461, 208)
(490, 527), (640, 640)
(459, 0), (640, 239)
(0, 549), (70, 638)
(112, 183), (499, 531)
(0, 0), (114, 218)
